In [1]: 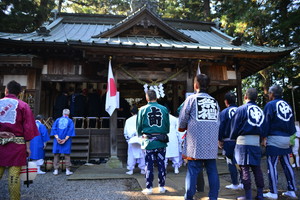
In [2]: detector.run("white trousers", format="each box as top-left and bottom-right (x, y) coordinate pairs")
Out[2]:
(292, 138), (299, 167)
(165, 156), (182, 168)
(127, 143), (145, 171)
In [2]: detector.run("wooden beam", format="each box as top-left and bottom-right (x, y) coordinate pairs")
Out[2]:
(235, 62), (243, 106)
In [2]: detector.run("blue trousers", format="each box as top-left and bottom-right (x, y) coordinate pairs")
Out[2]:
(226, 157), (239, 185)
(240, 165), (264, 200)
(185, 159), (219, 200)
(145, 148), (166, 189)
(267, 154), (297, 194)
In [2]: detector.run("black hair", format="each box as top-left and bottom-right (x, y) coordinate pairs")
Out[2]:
(6, 80), (21, 96)
(269, 85), (283, 98)
(246, 88), (258, 101)
(224, 92), (236, 105)
(194, 74), (210, 92)
(36, 115), (44, 120)
(146, 90), (157, 101)
(130, 105), (138, 115)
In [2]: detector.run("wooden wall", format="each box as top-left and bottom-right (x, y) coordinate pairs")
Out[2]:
(45, 128), (128, 163)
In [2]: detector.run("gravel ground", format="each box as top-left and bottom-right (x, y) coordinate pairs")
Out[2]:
(220, 158), (300, 199)
(1, 159), (300, 200)
(0, 168), (147, 200)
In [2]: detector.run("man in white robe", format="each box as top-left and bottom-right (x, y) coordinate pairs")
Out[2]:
(124, 106), (145, 175)
(165, 113), (183, 174)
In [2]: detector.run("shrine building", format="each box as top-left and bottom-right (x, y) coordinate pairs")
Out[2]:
(0, 7), (292, 162)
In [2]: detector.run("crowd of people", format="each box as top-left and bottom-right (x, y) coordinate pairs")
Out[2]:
(1, 77), (299, 200)
(53, 88), (131, 122)
(0, 80), (76, 200)
(123, 74), (299, 200)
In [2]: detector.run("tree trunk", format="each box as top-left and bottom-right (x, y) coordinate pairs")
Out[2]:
(58, 0), (63, 13)
(203, 0), (210, 21)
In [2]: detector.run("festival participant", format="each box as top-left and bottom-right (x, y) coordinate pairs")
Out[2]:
(178, 74), (220, 200)
(137, 90), (170, 195)
(124, 105), (145, 175)
(263, 85), (297, 199)
(218, 92), (243, 190)
(292, 123), (300, 169)
(50, 109), (75, 176)
(230, 88), (265, 200)
(165, 111), (182, 174)
(0, 80), (39, 200)
(30, 115), (50, 174)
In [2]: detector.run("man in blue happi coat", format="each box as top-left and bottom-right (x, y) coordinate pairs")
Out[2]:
(218, 92), (243, 190)
(50, 109), (75, 176)
(230, 88), (264, 200)
(263, 85), (297, 199)
(30, 115), (50, 174)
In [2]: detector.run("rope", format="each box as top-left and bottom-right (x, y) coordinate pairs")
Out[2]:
(118, 65), (187, 86)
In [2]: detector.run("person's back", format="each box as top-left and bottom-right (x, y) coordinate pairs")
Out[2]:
(137, 90), (170, 195)
(178, 74), (220, 200)
(0, 80), (39, 200)
(263, 85), (297, 199)
(165, 114), (181, 174)
(87, 90), (101, 117)
(30, 115), (50, 174)
(74, 93), (87, 117)
(180, 92), (219, 159)
(50, 109), (75, 176)
(230, 88), (265, 200)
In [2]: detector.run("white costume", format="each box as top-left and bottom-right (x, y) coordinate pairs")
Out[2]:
(124, 114), (145, 173)
(292, 125), (300, 168)
(165, 114), (183, 173)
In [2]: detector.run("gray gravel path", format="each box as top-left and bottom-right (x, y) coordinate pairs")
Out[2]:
(0, 170), (147, 200)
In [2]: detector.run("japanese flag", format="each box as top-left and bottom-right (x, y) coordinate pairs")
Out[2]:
(105, 59), (118, 116)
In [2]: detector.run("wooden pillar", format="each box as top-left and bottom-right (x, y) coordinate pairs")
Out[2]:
(172, 81), (179, 114)
(186, 64), (194, 93)
(109, 110), (118, 157)
(235, 62), (243, 106)
(34, 69), (41, 115)
(106, 61), (122, 168)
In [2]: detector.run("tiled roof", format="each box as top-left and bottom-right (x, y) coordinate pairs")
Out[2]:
(0, 11), (291, 54)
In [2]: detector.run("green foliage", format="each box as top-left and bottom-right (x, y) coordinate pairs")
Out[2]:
(158, 0), (209, 21)
(214, 0), (300, 114)
(62, 0), (130, 15)
(0, 0), (55, 33)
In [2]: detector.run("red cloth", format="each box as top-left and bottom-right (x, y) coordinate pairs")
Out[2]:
(0, 94), (39, 166)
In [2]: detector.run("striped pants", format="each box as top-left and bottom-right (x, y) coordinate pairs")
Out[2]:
(145, 148), (166, 189)
(0, 166), (21, 200)
(267, 154), (297, 194)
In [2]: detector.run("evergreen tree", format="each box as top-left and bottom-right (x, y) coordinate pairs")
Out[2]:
(0, 0), (55, 32)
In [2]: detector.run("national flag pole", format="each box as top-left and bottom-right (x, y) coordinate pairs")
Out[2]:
(105, 56), (122, 169)
(105, 56), (118, 116)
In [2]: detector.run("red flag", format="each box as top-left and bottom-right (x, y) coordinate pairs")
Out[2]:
(105, 59), (118, 116)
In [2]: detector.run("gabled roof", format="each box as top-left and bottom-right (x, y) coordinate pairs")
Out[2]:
(91, 6), (198, 43)
(0, 14), (290, 54)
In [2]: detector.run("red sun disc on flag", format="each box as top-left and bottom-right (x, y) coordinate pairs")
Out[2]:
(109, 78), (117, 96)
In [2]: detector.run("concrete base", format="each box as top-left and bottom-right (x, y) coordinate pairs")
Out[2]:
(105, 156), (123, 169)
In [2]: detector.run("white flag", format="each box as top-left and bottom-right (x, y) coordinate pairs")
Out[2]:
(197, 61), (201, 75)
(105, 59), (118, 116)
